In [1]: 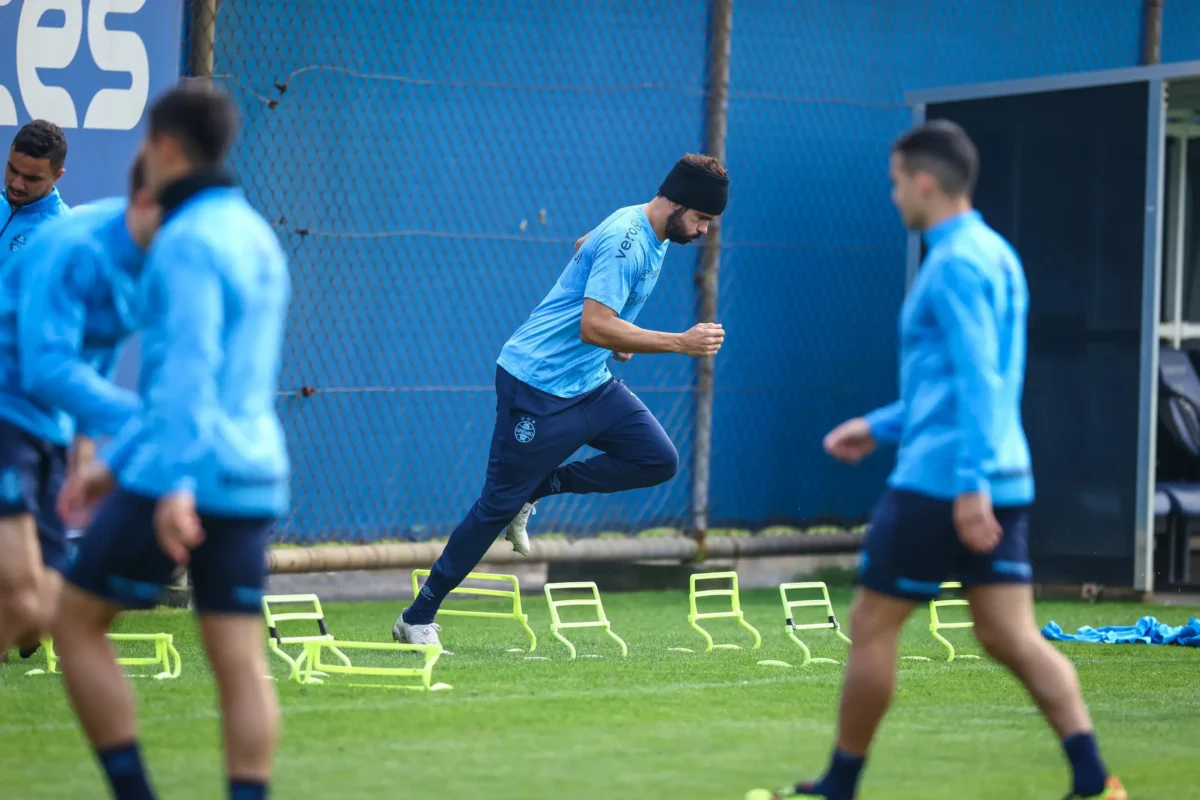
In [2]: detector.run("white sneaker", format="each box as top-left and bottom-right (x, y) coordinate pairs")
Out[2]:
(504, 503), (536, 556)
(392, 608), (442, 647)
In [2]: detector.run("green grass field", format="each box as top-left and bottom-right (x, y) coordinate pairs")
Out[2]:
(2, 587), (1197, 799)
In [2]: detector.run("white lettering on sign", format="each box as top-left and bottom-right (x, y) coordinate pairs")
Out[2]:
(0, 0), (152, 130)
(84, 0), (150, 130)
(17, 0), (85, 127)
(0, 0), (18, 126)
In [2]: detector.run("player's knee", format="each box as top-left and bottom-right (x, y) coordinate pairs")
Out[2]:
(209, 641), (267, 687)
(848, 599), (877, 641)
(474, 495), (530, 527)
(847, 593), (907, 644)
(51, 585), (118, 641)
(636, 439), (679, 486)
(17, 604), (51, 644)
(0, 585), (42, 632)
(973, 618), (1031, 663)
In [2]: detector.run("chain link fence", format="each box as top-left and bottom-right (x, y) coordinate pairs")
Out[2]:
(182, 0), (1168, 544)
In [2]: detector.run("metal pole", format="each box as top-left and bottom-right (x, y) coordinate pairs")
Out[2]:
(691, 0), (733, 540)
(1142, 0), (1163, 66)
(1133, 79), (1167, 594)
(268, 531), (864, 574)
(189, 0), (218, 79)
(1166, 134), (1188, 347)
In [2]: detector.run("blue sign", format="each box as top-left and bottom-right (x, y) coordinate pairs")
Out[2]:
(0, 0), (184, 204)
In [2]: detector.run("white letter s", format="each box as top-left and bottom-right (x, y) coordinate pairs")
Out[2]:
(0, 0), (15, 126)
(16, 0), (84, 128)
(83, 0), (149, 131)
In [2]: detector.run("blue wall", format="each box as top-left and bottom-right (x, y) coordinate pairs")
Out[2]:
(211, 0), (1200, 542)
(1, 0), (182, 204)
(714, 0), (1152, 525)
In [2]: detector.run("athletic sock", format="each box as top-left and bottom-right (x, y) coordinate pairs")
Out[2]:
(230, 779), (268, 800)
(96, 741), (155, 800)
(1063, 732), (1108, 796)
(797, 749), (865, 800)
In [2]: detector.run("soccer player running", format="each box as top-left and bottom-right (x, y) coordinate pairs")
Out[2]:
(756, 121), (1125, 800)
(0, 120), (71, 660)
(54, 83), (291, 800)
(0, 156), (159, 664)
(394, 154), (729, 647)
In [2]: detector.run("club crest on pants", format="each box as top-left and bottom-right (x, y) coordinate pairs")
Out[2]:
(0, 467), (21, 504)
(514, 416), (536, 444)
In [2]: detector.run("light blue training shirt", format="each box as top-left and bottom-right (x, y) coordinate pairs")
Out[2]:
(498, 204), (669, 398)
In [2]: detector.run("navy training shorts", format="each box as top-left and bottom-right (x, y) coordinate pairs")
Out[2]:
(858, 488), (1032, 602)
(0, 418), (68, 571)
(67, 489), (275, 614)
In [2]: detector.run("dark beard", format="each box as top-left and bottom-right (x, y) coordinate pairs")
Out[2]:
(665, 207), (702, 244)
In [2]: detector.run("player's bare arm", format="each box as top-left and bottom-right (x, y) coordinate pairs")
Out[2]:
(580, 299), (724, 357)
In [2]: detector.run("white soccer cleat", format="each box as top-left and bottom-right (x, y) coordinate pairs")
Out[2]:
(504, 503), (536, 556)
(392, 608), (442, 647)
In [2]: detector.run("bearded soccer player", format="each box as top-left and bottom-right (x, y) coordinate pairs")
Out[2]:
(394, 154), (729, 649)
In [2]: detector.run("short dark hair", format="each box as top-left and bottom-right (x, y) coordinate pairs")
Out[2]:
(148, 81), (239, 168)
(892, 120), (978, 197)
(679, 153), (727, 179)
(129, 153), (146, 197)
(10, 120), (68, 171)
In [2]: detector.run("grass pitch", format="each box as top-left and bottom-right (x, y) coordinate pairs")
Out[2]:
(2, 587), (1197, 799)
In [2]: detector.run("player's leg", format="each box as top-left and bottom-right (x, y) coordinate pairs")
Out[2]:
(788, 588), (915, 800)
(399, 368), (587, 631)
(19, 445), (70, 657)
(54, 490), (172, 800)
(189, 514), (278, 798)
(502, 380), (677, 555)
(962, 510), (1124, 799)
(0, 424), (55, 653)
(53, 588), (143, 782)
(15, 565), (62, 656)
(527, 380), (677, 504)
(769, 490), (953, 800)
(0, 514), (42, 654)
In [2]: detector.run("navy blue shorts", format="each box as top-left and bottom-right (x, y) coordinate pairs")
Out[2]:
(0, 419), (68, 571)
(858, 488), (1033, 602)
(67, 489), (274, 614)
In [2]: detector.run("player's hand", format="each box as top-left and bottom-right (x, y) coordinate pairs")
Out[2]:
(155, 491), (204, 566)
(68, 435), (96, 475)
(57, 460), (116, 528)
(953, 492), (1003, 554)
(611, 351), (633, 363)
(678, 323), (725, 357)
(823, 418), (877, 465)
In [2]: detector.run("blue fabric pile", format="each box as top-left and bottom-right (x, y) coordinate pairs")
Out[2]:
(1041, 616), (1200, 647)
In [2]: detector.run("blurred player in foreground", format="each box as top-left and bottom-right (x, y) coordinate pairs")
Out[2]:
(0, 120), (71, 659)
(394, 154), (729, 647)
(0, 156), (158, 664)
(751, 121), (1125, 800)
(54, 83), (291, 800)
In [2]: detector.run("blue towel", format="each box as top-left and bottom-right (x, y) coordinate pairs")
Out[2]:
(1041, 616), (1200, 647)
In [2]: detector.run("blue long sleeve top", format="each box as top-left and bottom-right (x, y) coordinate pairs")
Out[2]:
(864, 210), (1034, 507)
(0, 198), (140, 445)
(101, 179), (291, 517)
